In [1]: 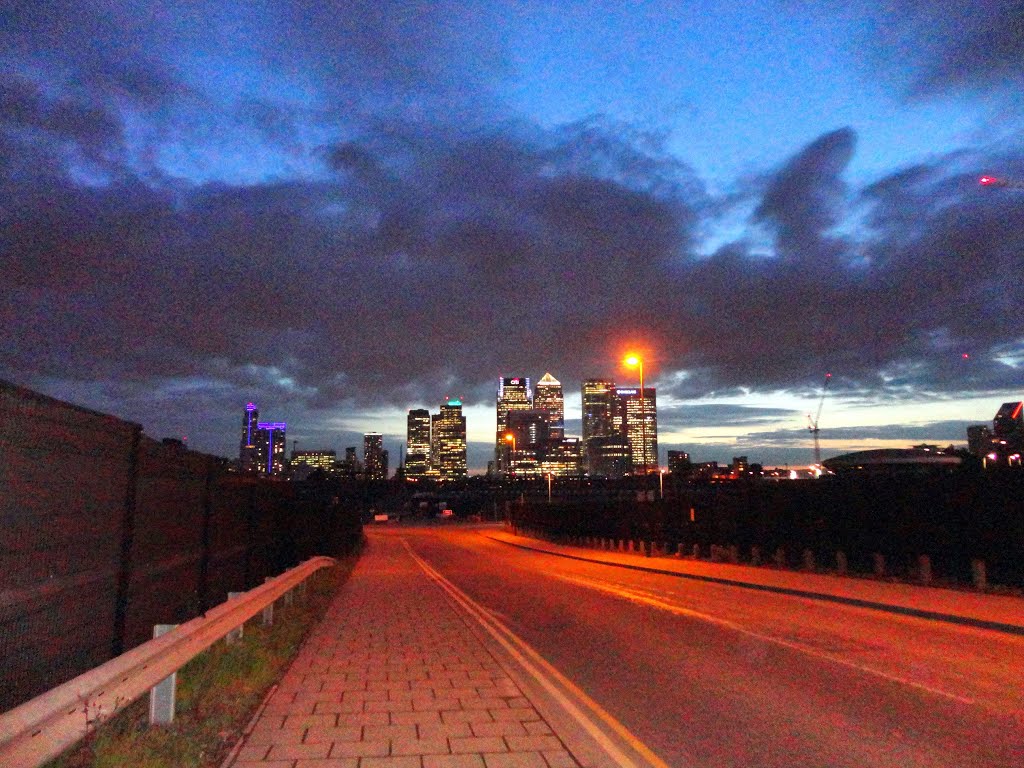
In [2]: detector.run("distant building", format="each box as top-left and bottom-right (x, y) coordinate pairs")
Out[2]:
(496, 377), (533, 475)
(614, 387), (658, 473)
(406, 408), (431, 479)
(667, 450), (692, 475)
(967, 424), (992, 456)
(534, 372), (565, 440)
(987, 402), (1024, 465)
(339, 446), (359, 477)
(363, 433), (388, 479)
(582, 379), (618, 475)
(823, 449), (961, 473)
(239, 402), (260, 473)
(538, 437), (584, 477)
(586, 433), (632, 478)
(433, 397), (467, 480)
(255, 421), (287, 477)
(291, 450), (336, 481)
(505, 409), (550, 477)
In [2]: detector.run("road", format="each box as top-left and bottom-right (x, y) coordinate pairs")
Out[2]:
(393, 524), (1024, 768)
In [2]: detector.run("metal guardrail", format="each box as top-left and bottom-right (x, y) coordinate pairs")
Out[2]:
(0, 555), (336, 768)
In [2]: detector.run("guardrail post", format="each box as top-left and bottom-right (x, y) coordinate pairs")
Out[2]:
(262, 578), (275, 627)
(227, 592), (244, 643)
(972, 559), (987, 590)
(691, 544), (700, 559)
(918, 555), (932, 585)
(873, 553), (885, 577)
(751, 545), (761, 566)
(149, 624), (178, 725)
(773, 547), (786, 568)
(836, 551), (848, 575)
(802, 549), (815, 572)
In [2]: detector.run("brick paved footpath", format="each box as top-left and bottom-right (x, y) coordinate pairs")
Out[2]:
(227, 532), (584, 768)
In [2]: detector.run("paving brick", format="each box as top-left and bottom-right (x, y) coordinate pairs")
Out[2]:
(505, 698), (531, 709)
(391, 709), (443, 726)
(336, 711), (391, 727)
(443, 710), (494, 725)
(390, 737), (452, 756)
(328, 740), (391, 758)
(295, 759), (359, 768)
(523, 722), (553, 736)
(416, 697), (461, 711)
(449, 736), (508, 754)
(417, 722), (474, 740)
(361, 757), (423, 768)
(484, 752), (547, 768)
(364, 724), (419, 741)
(232, 761), (294, 768)
(461, 698), (508, 711)
(303, 725), (362, 744)
(490, 708), (540, 722)
(505, 736), (563, 753)
(367, 699), (415, 713)
(471, 721), (528, 738)
(285, 713), (340, 729)
(314, 700), (364, 714)
(243, 726), (308, 745)
(542, 750), (578, 768)
(423, 754), (485, 768)
(267, 741), (333, 760)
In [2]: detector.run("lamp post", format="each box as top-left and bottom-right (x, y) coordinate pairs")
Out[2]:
(659, 468), (665, 499)
(547, 472), (552, 503)
(624, 354), (647, 476)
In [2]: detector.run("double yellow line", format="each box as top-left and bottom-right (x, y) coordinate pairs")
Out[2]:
(402, 540), (674, 768)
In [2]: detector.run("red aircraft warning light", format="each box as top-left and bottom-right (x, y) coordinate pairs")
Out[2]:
(980, 175), (999, 186)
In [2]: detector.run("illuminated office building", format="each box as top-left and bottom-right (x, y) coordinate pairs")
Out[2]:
(614, 387), (658, 474)
(581, 379), (619, 475)
(534, 373), (565, 440)
(433, 398), (467, 480)
(496, 377), (532, 474)
(291, 450), (337, 481)
(363, 433), (388, 480)
(406, 408), (431, 479)
(239, 402), (260, 473)
(255, 421), (287, 477)
(538, 437), (584, 477)
(582, 379), (616, 442)
(506, 409), (550, 477)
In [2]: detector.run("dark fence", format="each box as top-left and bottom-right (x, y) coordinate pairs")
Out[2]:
(0, 379), (361, 712)
(511, 472), (1024, 588)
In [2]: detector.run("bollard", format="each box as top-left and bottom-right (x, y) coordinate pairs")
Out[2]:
(971, 559), (987, 590)
(918, 554), (932, 585)
(751, 545), (761, 566)
(710, 545), (721, 562)
(692, 543), (701, 559)
(773, 547), (786, 568)
(802, 549), (815, 572)
(873, 553), (885, 578)
(676, 542), (683, 558)
(263, 578), (275, 627)
(727, 545), (739, 564)
(628, 540), (635, 553)
(149, 624), (178, 725)
(226, 592), (244, 643)
(835, 551), (848, 576)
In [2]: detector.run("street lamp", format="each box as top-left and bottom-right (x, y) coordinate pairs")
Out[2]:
(547, 472), (552, 503)
(659, 468), (665, 499)
(623, 354), (647, 476)
(504, 432), (516, 478)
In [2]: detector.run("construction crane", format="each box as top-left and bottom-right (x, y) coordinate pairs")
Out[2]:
(807, 372), (832, 470)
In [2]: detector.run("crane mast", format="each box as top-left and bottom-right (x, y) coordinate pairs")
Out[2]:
(807, 373), (832, 471)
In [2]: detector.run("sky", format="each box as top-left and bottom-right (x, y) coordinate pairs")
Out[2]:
(3, 1), (1024, 470)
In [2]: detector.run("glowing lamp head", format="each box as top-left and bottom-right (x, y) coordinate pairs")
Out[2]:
(623, 354), (641, 368)
(504, 433), (514, 443)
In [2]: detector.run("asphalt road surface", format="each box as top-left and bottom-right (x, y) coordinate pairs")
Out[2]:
(395, 524), (1024, 768)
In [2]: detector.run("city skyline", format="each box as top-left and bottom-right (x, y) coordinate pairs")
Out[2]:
(2, 3), (1022, 470)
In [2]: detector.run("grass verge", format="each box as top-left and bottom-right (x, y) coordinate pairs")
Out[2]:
(45, 541), (363, 768)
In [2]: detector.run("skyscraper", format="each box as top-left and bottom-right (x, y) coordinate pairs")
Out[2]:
(239, 402), (260, 473)
(433, 398), (467, 480)
(582, 379), (616, 442)
(496, 377), (532, 474)
(255, 421), (287, 476)
(363, 433), (388, 479)
(534, 372), (565, 440)
(614, 387), (658, 473)
(406, 408), (431, 479)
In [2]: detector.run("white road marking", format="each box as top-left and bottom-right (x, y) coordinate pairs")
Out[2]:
(548, 571), (976, 706)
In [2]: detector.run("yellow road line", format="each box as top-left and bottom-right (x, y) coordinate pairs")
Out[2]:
(402, 540), (674, 768)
